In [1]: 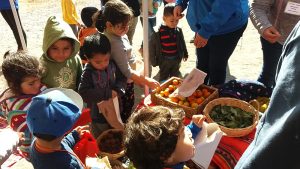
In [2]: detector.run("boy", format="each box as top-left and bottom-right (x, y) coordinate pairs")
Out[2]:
(78, 33), (127, 139)
(40, 16), (83, 90)
(149, 3), (188, 82)
(27, 89), (87, 169)
(78, 7), (99, 64)
(124, 106), (205, 169)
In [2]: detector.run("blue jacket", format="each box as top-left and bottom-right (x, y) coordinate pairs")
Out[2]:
(0, 0), (19, 10)
(235, 21), (300, 169)
(176, 0), (249, 39)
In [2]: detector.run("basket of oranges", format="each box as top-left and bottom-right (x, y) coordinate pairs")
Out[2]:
(151, 77), (218, 119)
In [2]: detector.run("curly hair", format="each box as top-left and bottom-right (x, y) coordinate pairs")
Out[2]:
(95, 0), (133, 32)
(124, 106), (185, 169)
(2, 51), (41, 95)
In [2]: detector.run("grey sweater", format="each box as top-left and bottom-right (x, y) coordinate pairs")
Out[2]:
(250, 0), (300, 44)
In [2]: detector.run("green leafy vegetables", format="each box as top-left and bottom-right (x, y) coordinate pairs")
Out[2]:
(210, 105), (254, 128)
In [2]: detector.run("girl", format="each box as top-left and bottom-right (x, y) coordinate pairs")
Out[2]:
(95, 0), (160, 122)
(0, 51), (47, 159)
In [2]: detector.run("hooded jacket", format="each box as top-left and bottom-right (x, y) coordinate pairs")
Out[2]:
(40, 16), (82, 90)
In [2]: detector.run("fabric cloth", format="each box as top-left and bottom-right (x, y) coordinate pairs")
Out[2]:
(30, 131), (85, 169)
(61, 0), (80, 25)
(27, 89), (82, 137)
(120, 82), (135, 122)
(0, 0), (19, 10)
(0, 85), (47, 158)
(176, 0), (248, 39)
(78, 27), (98, 46)
(104, 30), (136, 79)
(78, 62), (126, 125)
(250, 0), (300, 45)
(235, 21), (300, 169)
(196, 23), (247, 85)
(40, 16), (82, 90)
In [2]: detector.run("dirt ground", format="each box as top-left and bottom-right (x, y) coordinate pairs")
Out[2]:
(0, 0), (262, 103)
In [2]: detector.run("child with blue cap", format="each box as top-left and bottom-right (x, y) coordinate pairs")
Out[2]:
(27, 89), (88, 169)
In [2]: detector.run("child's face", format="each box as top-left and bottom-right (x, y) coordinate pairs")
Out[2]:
(108, 22), (130, 37)
(167, 126), (195, 164)
(163, 15), (179, 29)
(20, 76), (41, 95)
(89, 53), (110, 70)
(47, 39), (73, 62)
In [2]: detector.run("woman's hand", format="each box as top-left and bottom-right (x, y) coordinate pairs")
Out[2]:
(262, 26), (281, 43)
(194, 33), (208, 48)
(174, 5), (184, 20)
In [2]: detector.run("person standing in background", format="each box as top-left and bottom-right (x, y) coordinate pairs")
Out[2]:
(0, 0), (27, 51)
(250, 0), (300, 90)
(61, 0), (81, 36)
(122, 0), (140, 45)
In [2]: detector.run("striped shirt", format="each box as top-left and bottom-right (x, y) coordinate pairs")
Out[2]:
(160, 25), (178, 59)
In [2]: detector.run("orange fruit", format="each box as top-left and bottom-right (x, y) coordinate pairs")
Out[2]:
(168, 85), (175, 92)
(172, 79), (179, 85)
(187, 96), (196, 102)
(203, 91), (211, 98)
(183, 101), (190, 107)
(170, 97), (179, 103)
(159, 91), (164, 97)
(178, 100), (184, 105)
(191, 102), (199, 108)
(195, 89), (203, 97)
(163, 89), (170, 97)
(196, 97), (204, 104)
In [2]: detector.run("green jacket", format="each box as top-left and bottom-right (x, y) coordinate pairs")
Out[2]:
(40, 16), (82, 90)
(149, 25), (188, 67)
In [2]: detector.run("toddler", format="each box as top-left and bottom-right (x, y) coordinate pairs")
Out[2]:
(40, 16), (83, 90)
(149, 3), (188, 82)
(78, 33), (127, 139)
(0, 51), (46, 158)
(124, 106), (205, 169)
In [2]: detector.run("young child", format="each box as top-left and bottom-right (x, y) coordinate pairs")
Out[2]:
(124, 106), (205, 169)
(40, 16), (83, 91)
(61, 0), (81, 36)
(0, 51), (47, 158)
(78, 33), (127, 139)
(149, 3), (188, 82)
(27, 89), (87, 169)
(78, 7), (99, 65)
(95, 0), (160, 122)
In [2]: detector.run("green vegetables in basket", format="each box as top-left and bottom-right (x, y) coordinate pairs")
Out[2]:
(210, 105), (254, 128)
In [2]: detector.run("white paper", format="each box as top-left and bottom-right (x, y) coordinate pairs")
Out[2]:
(170, 68), (207, 98)
(192, 123), (223, 169)
(112, 96), (123, 126)
(284, 1), (300, 16)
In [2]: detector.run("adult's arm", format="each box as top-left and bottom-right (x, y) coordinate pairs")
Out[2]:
(250, 0), (273, 35)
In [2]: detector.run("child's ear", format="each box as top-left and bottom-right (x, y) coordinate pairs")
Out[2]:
(106, 21), (113, 29)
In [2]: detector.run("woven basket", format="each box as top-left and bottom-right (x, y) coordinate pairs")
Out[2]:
(151, 77), (218, 119)
(203, 97), (259, 137)
(97, 129), (125, 160)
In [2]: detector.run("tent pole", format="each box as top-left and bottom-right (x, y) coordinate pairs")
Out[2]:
(8, 0), (27, 51)
(142, 0), (150, 96)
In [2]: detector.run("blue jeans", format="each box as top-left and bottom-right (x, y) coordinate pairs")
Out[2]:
(196, 23), (247, 85)
(257, 37), (283, 89)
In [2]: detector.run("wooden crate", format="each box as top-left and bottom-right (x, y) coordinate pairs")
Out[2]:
(151, 77), (218, 119)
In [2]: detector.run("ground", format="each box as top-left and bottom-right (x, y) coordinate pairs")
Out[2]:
(0, 0), (262, 104)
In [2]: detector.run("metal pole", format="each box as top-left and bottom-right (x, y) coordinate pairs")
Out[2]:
(8, 0), (27, 51)
(142, 0), (149, 95)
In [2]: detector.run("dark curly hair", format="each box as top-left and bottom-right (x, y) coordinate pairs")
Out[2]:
(2, 51), (41, 95)
(82, 33), (111, 59)
(95, 0), (133, 32)
(124, 106), (184, 169)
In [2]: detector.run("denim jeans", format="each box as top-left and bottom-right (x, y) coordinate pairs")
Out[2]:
(257, 37), (283, 89)
(196, 23), (247, 85)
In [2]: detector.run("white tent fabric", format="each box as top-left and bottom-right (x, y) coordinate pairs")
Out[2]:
(142, 0), (150, 95)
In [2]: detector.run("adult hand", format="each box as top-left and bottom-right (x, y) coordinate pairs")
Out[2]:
(194, 33), (208, 48)
(174, 5), (184, 20)
(262, 26), (281, 43)
(192, 114), (206, 128)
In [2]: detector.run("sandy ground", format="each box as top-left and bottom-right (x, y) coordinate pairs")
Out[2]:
(0, 0), (262, 104)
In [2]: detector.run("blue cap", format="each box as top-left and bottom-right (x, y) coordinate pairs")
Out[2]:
(27, 89), (82, 137)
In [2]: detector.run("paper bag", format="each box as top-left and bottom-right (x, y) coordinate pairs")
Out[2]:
(170, 68), (207, 98)
(86, 156), (112, 169)
(192, 122), (223, 169)
(97, 97), (124, 129)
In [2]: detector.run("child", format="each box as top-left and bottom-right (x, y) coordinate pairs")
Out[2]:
(27, 89), (87, 169)
(61, 0), (81, 36)
(0, 51), (47, 158)
(78, 7), (99, 65)
(40, 16), (83, 90)
(149, 3), (188, 82)
(124, 106), (205, 169)
(78, 33), (127, 139)
(95, 0), (160, 122)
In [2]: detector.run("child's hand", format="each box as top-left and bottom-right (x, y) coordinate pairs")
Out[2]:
(74, 125), (90, 138)
(192, 115), (206, 128)
(146, 77), (160, 89)
(112, 90), (118, 98)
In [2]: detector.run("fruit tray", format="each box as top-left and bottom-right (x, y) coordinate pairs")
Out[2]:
(151, 77), (219, 119)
